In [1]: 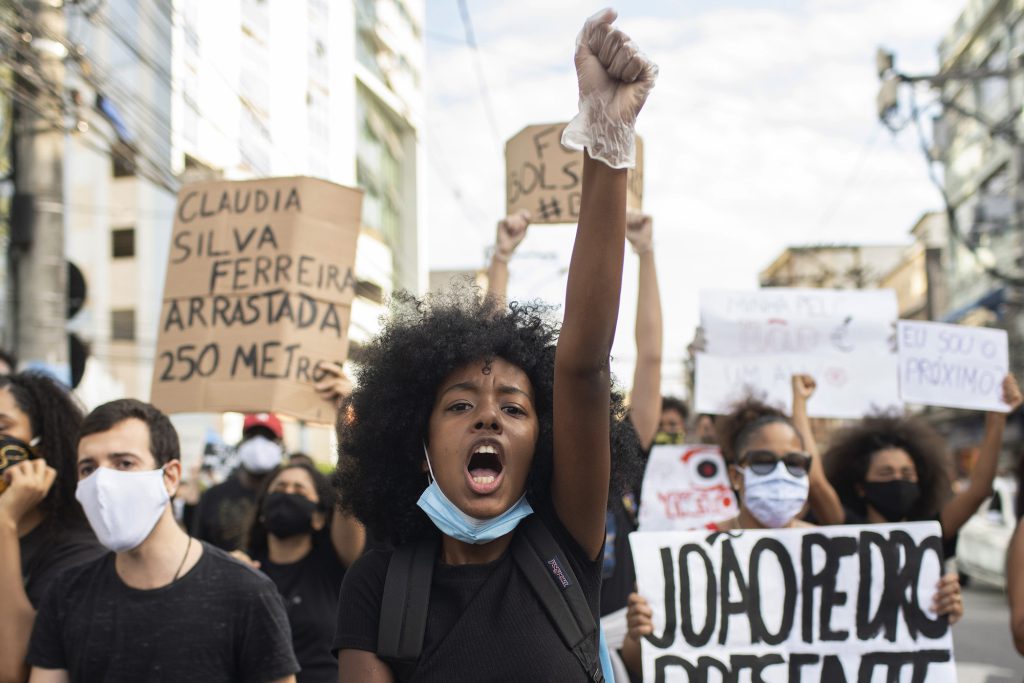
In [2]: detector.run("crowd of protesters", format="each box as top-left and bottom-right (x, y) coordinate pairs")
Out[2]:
(3, 8), (1024, 682)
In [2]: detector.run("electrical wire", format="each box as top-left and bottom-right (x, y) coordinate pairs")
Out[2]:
(455, 0), (502, 150)
(906, 84), (1024, 287)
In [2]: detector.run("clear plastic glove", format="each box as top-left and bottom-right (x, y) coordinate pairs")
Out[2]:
(625, 211), (653, 254)
(495, 210), (531, 261)
(562, 8), (658, 169)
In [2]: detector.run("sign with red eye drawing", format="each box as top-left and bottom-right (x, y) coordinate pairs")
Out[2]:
(638, 445), (737, 532)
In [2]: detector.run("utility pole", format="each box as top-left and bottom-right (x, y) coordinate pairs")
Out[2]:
(10, 0), (67, 374)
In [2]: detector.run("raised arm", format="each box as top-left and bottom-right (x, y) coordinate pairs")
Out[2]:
(329, 507), (366, 568)
(791, 375), (844, 525)
(1008, 519), (1024, 654)
(484, 211), (530, 306)
(553, 9), (656, 559)
(941, 374), (1022, 540)
(626, 212), (662, 450)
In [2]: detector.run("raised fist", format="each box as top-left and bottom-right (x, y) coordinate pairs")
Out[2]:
(563, 8), (658, 169)
(1003, 374), (1023, 412)
(496, 210), (531, 259)
(625, 211), (652, 253)
(792, 374), (817, 402)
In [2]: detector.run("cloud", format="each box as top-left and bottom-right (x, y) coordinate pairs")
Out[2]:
(425, 0), (965, 396)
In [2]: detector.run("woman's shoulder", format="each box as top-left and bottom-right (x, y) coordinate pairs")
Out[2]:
(341, 547), (394, 590)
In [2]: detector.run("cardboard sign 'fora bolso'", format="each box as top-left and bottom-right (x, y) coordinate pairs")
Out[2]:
(505, 123), (643, 224)
(151, 176), (362, 424)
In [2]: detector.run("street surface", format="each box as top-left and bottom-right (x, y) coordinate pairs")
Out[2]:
(955, 584), (1023, 682)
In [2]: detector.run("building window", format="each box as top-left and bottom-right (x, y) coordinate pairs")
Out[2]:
(111, 309), (136, 341)
(111, 228), (135, 258)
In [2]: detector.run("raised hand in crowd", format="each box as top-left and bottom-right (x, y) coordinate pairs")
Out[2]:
(939, 374), (1022, 539)
(314, 361), (353, 409)
(625, 211), (662, 451)
(485, 209), (530, 304)
(790, 374), (844, 526)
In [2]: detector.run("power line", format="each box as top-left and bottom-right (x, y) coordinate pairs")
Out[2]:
(455, 0), (501, 149)
(814, 124), (882, 236)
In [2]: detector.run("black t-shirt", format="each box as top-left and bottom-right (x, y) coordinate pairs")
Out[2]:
(333, 504), (601, 682)
(600, 492), (638, 616)
(193, 475), (258, 551)
(255, 537), (346, 683)
(27, 542), (299, 682)
(20, 521), (106, 609)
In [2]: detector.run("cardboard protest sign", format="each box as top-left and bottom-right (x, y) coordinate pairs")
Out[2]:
(696, 288), (900, 418)
(898, 320), (1010, 412)
(630, 522), (955, 682)
(694, 352), (900, 419)
(638, 445), (737, 531)
(505, 123), (643, 223)
(151, 177), (362, 424)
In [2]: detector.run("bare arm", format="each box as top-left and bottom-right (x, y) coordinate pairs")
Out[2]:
(0, 461), (57, 683)
(1008, 520), (1024, 654)
(329, 508), (366, 568)
(626, 213), (662, 450)
(484, 211), (530, 306)
(27, 669), (68, 683)
(791, 375), (843, 525)
(337, 650), (395, 683)
(940, 374), (1022, 540)
(553, 11), (656, 559)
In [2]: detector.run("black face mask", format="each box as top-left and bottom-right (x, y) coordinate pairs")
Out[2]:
(0, 435), (36, 494)
(262, 492), (318, 538)
(862, 480), (920, 522)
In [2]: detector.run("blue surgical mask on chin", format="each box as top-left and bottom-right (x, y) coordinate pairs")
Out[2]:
(416, 443), (533, 545)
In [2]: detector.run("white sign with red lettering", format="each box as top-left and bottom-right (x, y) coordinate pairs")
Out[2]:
(638, 445), (738, 531)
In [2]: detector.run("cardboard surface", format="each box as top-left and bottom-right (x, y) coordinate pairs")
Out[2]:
(151, 176), (362, 424)
(505, 123), (643, 223)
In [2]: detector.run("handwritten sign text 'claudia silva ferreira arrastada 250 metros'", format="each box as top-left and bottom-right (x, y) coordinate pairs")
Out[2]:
(629, 522), (956, 682)
(150, 176), (362, 424)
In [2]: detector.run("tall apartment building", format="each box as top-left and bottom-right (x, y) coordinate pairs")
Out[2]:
(6, 0), (424, 458)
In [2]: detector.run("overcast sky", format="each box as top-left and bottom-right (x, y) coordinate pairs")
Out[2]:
(423, 1), (967, 397)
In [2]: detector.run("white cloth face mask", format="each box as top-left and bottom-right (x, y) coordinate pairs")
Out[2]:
(742, 462), (809, 529)
(75, 467), (171, 552)
(237, 436), (283, 474)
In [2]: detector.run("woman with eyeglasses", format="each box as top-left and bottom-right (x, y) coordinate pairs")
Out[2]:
(620, 390), (965, 679)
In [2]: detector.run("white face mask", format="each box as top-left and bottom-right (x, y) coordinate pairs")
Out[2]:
(742, 463), (809, 529)
(75, 467), (171, 553)
(237, 436), (283, 474)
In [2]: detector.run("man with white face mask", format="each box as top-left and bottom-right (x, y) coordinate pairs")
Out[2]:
(26, 399), (298, 683)
(193, 412), (286, 551)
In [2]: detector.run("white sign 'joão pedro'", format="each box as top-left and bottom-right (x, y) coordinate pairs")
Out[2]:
(630, 523), (955, 682)
(897, 320), (1010, 412)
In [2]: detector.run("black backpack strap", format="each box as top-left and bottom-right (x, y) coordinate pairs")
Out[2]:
(377, 535), (437, 680)
(512, 516), (605, 683)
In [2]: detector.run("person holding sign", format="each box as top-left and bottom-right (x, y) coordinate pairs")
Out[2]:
(332, 9), (656, 681)
(825, 374), (1022, 556)
(0, 373), (105, 683)
(620, 391), (964, 679)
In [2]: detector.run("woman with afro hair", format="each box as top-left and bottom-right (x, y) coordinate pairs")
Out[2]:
(332, 9), (656, 682)
(824, 374), (1021, 557)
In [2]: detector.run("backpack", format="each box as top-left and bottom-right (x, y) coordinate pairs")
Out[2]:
(377, 515), (605, 682)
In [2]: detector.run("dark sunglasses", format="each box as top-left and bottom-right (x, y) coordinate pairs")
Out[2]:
(738, 450), (811, 478)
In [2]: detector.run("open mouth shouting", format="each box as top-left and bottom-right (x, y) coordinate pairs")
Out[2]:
(466, 442), (505, 495)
